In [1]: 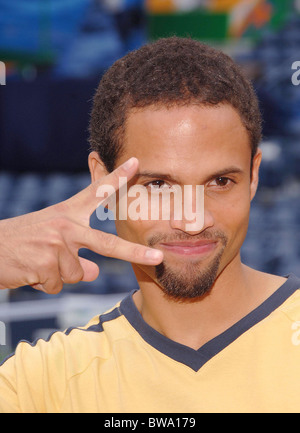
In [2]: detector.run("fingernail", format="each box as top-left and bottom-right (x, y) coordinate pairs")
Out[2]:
(122, 157), (136, 171)
(145, 249), (163, 261)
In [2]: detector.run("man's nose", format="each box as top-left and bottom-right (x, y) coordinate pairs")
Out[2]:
(169, 185), (214, 234)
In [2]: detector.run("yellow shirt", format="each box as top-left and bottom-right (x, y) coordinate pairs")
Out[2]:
(1, 274), (300, 413)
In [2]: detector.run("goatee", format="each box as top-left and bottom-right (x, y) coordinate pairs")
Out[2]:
(148, 231), (227, 303)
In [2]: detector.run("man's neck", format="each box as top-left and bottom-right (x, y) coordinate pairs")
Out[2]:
(132, 257), (286, 350)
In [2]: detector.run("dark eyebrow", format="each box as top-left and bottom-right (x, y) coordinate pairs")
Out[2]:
(135, 167), (244, 184)
(135, 172), (180, 183)
(204, 167), (244, 183)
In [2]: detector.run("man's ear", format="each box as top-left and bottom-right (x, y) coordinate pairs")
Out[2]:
(250, 148), (262, 201)
(88, 151), (108, 183)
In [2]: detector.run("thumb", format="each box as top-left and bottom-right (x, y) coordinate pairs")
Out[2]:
(78, 257), (100, 282)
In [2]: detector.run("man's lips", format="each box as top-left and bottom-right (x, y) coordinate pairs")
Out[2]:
(159, 240), (217, 256)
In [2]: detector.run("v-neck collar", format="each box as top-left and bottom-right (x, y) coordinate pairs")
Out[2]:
(119, 274), (300, 372)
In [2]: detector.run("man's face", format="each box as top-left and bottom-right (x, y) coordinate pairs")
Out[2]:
(113, 104), (261, 301)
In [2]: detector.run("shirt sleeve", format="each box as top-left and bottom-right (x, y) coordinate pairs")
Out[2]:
(0, 354), (20, 413)
(0, 334), (68, 413)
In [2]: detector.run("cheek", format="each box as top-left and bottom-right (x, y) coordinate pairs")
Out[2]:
(115, 191), (172, 244)
(215, 196), (251, 252)
(115, 218), (162, 246)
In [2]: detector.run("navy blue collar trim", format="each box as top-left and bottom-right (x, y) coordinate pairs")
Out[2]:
(120, 274), (300, 372)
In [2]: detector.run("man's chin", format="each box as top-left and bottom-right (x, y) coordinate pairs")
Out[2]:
(154, 252), (223, 303)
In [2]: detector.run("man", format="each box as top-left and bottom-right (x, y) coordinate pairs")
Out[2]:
(0, 36), (299, 413)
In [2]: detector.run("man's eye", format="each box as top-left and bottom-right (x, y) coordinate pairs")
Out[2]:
(215, 177), (230, 186)
(146, 180), (170, 190)
(209, 177), (233, 188)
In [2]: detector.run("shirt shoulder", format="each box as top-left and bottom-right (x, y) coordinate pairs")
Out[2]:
(0, 298), (131, 412)
(278, 280), (300, 322)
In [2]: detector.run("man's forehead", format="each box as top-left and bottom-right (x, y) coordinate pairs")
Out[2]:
(125, 104), (249, 148)
(120, 103), (251, 175)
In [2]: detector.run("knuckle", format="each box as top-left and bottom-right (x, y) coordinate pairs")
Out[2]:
(46, 280), (63, 295)
(27, 271), (40, 286)
(39, 249), (57, 266)
(48, 234), (64, 249)
(64, 265), (84, 284)
(103, 234), (118, 255)
(41, 222), (66, 249)
(131, 245), (145, 260)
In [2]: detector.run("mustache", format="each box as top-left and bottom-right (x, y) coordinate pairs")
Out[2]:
(147, 230), (228, 247)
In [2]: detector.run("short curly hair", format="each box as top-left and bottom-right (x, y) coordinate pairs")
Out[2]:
(89, 36), (262, 172)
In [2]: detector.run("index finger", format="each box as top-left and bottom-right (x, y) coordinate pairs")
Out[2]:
(65, 157), (139, 219)
(77, 226), (164, 266)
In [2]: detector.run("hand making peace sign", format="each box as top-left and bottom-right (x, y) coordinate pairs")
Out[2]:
(0, 157), (163, 294)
